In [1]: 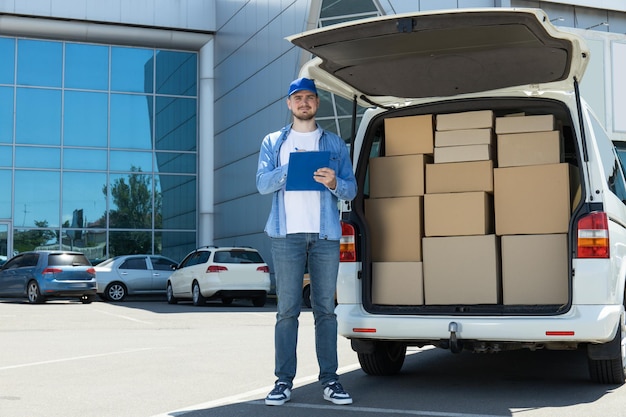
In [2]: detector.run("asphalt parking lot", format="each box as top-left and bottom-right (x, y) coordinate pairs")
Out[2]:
(2, 297), (626, 417)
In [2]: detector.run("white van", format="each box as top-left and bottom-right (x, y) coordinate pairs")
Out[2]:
(288, 8), (626, 384)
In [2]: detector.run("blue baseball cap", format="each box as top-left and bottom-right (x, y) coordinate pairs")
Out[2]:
(288, 77), (318, 97)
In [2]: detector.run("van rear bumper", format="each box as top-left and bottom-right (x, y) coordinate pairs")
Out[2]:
(336, 304), (622, 344)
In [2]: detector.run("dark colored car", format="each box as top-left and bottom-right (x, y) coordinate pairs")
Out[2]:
(0, 251), (97, 304)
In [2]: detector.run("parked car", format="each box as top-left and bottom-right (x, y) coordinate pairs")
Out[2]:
(0, 250), (96, 304)
(95, 254), (178, 301)
(167, 246), (271, 307)
(288, 8), (626, 384)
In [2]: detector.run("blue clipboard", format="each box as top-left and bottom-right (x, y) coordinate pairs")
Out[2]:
(285, 151), (330, 191)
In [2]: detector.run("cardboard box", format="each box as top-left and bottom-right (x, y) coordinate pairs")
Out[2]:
(494, 163), (578, 235)
(501, 234), (568, 305)
(369, 154), (432, 198)
(365, 196), (423, 262)
(495, 114), (555, 134)
(372, 262), (424, 305)
(424, 192), (493, 236)
(423, 235), (500, 304)
(434, 144), (492, 163)
(497, 130), (562, 167)
(435, 128), (493, 147)
(384, 115), (434, 156)
(426, 160), (493, 194)
(436, 110), (494, 131)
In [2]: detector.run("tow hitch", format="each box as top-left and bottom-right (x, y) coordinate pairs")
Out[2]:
(449, 321), (463, 353)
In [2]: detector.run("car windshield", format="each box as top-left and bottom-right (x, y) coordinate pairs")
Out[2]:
(214, 250), (264, 264)
(48, 253), (91, 266)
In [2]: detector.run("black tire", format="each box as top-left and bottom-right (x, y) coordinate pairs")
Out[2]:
(81, 294), (96, 304)
(192, 281), (206, 306)
(252, 293), (267, 307)
(166, 282), (177, 304)
(27, 280), (45, 304)
(221, 297), (233, 306)
(105, 282), (127, 302)
(588, 308), (626, 384)
(357, 341), (407, 376)
(302, 285), (312, 308)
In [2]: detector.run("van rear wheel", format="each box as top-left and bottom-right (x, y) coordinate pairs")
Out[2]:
(588, 305), (626, 384)
(357, 341), (406, 376)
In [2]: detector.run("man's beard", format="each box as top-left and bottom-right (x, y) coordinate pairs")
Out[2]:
(292, 109), (316, 121)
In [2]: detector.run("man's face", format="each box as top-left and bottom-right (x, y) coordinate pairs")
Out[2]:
(287, 91), (319, 121)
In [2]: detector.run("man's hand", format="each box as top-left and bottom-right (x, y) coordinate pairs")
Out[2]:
(313, 167), (337, 190)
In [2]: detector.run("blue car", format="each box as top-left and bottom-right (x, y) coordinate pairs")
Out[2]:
(0, 251), (97, 304)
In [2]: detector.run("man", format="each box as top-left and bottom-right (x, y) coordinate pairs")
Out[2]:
(256, 77), (357, 406)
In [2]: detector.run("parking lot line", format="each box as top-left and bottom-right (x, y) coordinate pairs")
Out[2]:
(93, 308), (155, 325)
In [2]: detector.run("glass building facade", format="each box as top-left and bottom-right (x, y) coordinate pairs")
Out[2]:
(0, 37), (198, 263)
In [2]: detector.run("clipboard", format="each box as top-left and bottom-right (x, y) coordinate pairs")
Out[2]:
(285, 151), (330, 191)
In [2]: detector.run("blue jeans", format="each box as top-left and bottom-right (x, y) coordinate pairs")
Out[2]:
(271, 233), (340, 387)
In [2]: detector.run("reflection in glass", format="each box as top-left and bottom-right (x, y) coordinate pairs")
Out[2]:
(17, 39), (62, 87)
(157, 174), (196, 230)
(0, 146), (11, 167)
(155, 97), (197, 151)
(156, 50), (197, 96)
(0, 37), (15, 84)
(64, 91), (108, 147)
(14, 170), (60, 227)
(107, 170), (154, 229)
(65, 43), (108, 90)
(63, 148), (107, 170)
(109, 230), (152, 256)
(111, 47), (154, 93)
(0, 87), (12, 143)
(0, 169), (11, 217)
(16, 88), (62, 145)
(13, 228), (59, 253)
(110, 150), (153, 172)
(15, 146), (60, 169)
(63, 172), (107, 229)
(62, 228), (107, 261)
(155, 231), (197, 263)
(155, 152), (196, 174)
(110, 93), (153, 149)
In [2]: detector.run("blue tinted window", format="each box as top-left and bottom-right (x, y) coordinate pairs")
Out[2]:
(16, 88), (62, 145)
(15, 146), (60, 169)
(111, 47), (154, 93)
(156, 50), (197, 96)
(0, 169), (11, 217)
(0, 37), (15, 84)
(110, 150), (153, 172)
(63, 148), (107, 170)
(0, 145), (11, 167)
(14, 170), (60, 227)
(17, 39), (62, 87)
(110, 93), (153, 149)
(155, 152), (196, 174)
(155, 231), (196, 261)
(64, 91), (108, 147)
(0, 87), (13, 143)
(62, 172), (107, 228)
(156, 174), (196, 230)
(65, 43), (109, 90)
(108, 172), (153, 229)
(155, 97), (197, 151)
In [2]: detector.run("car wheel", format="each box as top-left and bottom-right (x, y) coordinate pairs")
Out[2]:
(357, 341), (407, 376)
(105, 282), (127, 302)
(166, 282), (178, 304)
(302, 284), (312, 308)
(252, 293), (267, 307)
(192, 281), (206, 306)
(27, 280), (45, 304)
(80, 294), (96, 304)
(221, 297), (233, 306)
(588, 300), (626, 384)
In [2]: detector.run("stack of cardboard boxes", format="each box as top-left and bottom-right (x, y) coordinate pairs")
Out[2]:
(366, 110), (579, 306)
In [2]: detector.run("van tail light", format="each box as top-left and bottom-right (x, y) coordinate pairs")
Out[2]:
(42, 268), (63, 275)
(207, 265), (228, 273)
(577, 211), (610, 258)
(340, 221), (356, 262)
(257, 266), (270, 273)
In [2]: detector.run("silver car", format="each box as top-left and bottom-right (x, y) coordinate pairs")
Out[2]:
(95, 255), (178, 301)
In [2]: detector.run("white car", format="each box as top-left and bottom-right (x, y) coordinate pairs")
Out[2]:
(95, 255), (178, 301)
(289, 8), (626, 384)
(166, 246), (271, 307)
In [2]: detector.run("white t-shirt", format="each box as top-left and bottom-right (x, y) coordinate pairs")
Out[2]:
(280, 129), (321, 234)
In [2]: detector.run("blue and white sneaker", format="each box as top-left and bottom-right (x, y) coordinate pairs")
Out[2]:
(323, 381), (353, 405)
(265, 382), (291, 406)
